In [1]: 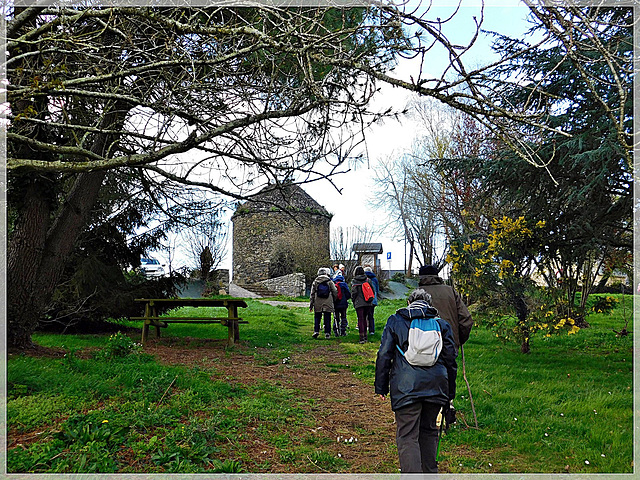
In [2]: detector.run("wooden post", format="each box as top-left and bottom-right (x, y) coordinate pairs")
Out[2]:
(141, 301), (150, 344)
(225, 302), (238, 347)
(230, 304), (240, 342)
(152, 302), (161, 337)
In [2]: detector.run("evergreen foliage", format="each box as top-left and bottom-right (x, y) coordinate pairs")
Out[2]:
(440, 6), (632, 316)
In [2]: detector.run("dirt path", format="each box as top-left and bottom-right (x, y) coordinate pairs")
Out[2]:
(145, 340), (400, 473)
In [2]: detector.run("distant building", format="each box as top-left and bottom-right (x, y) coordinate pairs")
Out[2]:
(352, 242), (383, 272)
(231, 183), (332, 285)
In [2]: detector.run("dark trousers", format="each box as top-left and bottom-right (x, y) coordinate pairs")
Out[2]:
(334, 308), (348, 335)
(395, 401), (442, 473)
(366, 305), (376, 333)
(355, 307), (368, 337)
(314, 311), (332, 334)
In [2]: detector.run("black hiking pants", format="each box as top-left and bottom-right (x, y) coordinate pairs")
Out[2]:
(335, 308), (348, 335)
(314, 311), (332, 335)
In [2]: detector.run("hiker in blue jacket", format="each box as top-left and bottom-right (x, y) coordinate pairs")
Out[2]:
(332, 273), (351, 336)
(364, 266), (379, 335)
(374, 289), (458, 473)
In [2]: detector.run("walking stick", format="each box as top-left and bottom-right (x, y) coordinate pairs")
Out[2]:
(460, 344), (479, 429)
(436, 407), (445, 461)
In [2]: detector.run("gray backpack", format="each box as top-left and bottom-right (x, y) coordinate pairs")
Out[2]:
(397, 317), (443, 367)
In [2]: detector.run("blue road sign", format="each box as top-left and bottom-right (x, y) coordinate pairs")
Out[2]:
(387, 252), (391, 260)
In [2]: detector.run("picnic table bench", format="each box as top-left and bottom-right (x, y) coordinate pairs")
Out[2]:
(132, 298), (248, 347)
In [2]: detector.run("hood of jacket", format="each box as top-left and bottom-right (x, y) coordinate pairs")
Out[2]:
(418, 274), (445, 286)
(352, 274), (368, 282)
(365, 271), (377, 279)
(315, 274), (332, 283)
(396, 300), (439, 320)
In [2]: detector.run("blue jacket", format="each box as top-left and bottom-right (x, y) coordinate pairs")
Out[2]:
(375, 300), (458, 411)
(365, 271), (379, 306)
(333, 277), (351, 310)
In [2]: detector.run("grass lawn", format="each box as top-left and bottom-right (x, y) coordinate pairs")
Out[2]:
(6, 294), (634, 474)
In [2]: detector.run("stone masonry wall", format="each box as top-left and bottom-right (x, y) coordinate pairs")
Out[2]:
(232, 211), (330, 285)
(258, 273), (306, 298)
(210, 269), (230, 291)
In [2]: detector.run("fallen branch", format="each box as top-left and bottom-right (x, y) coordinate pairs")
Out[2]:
(306, 455), (331, 473)
(155, 375), (178, 409)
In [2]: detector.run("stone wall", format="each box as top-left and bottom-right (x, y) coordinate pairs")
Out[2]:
(210, 269), (230, 291)
(258, 273), (306, 298)
(232, 211), (330, 285)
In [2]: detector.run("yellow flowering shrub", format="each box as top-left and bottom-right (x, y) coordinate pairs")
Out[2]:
(590, 295), (618, 314)
(447, 216), (580, 352)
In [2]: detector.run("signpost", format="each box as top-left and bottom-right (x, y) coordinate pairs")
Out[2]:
(387, 251), (392, 273)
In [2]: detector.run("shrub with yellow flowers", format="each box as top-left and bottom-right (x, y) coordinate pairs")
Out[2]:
(590, 295), (618, 314)
(447, 216), (579, 353)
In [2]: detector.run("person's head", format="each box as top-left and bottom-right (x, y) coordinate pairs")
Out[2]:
(339, 264), (345, 271)
(364, 266), (373, 273)
(333, 264), (339, 271)
(419, 265), (439, 276)
(354, 266), (365, 276)
(407, 288), (433, 305)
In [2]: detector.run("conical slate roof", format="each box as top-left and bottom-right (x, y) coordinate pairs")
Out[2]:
(232, 183), (331, 218)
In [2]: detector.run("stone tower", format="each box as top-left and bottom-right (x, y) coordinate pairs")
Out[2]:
(231, 183), (332, 285)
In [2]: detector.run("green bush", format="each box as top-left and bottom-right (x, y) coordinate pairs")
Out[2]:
(99, 332), (141, 359)
(391, 272), (406, 283)
(590, 295), (618, 314)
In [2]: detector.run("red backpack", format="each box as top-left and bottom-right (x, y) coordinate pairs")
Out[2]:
(336, 283), (343, 301)
(362, 281), (374, 302)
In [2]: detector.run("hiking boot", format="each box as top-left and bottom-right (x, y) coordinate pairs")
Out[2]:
(325, 333), (331, 339)
(312, 332), (319, 339)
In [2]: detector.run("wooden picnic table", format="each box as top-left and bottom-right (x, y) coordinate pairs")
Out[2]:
(132, 298), (248, 347)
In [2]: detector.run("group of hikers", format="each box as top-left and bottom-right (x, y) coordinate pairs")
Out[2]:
(309, 263), (380, 344)
(310, 263), (474, 474)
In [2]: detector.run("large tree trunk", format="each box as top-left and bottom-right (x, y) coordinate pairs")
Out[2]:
(7, 97), (128, 349)
(7, 177), (54, 348)
(7, 171), (108, 349)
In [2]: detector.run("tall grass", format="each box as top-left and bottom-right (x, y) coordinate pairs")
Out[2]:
(7, 294), (634, 473)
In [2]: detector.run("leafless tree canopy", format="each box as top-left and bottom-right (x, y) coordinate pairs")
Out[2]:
(331, 225), (375, 280)
(182, 218), (228, 276)
(8, 2), (633, 183)
(7, 5), (411, 196)
(371, 99), (491, 271)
